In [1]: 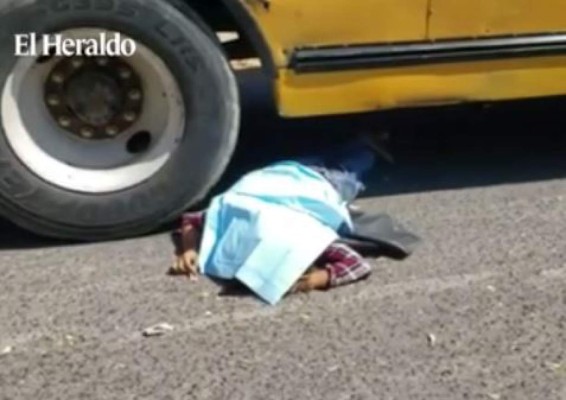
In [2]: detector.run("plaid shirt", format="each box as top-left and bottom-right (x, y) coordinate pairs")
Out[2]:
(181, 212), (372, 288)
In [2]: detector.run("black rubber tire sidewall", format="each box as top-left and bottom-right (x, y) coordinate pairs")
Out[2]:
(0, 0), (240, 240)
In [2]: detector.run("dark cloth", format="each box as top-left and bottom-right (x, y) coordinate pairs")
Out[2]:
(339, 212), (421, 260)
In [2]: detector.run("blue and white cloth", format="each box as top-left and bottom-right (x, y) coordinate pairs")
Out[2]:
(199, 161), (353, 305)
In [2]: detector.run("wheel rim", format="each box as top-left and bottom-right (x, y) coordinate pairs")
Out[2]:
(1, 28), (185, 193)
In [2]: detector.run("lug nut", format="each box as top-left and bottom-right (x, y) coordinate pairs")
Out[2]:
(46, 95), (60, 106)
(119, 68), (131, 79)
(80, 127), (94, 139)
(96, 57), (109, 66)
(51, 73), (64, 84)
(123, 112), (137, 122)
(58, 116), (71, 128)
(105, 126), (119, 136)
(128, 89), (141, 101)
(71, 58), (84, 68)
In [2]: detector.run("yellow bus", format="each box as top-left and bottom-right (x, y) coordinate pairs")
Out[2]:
(0, 0), (564, 239)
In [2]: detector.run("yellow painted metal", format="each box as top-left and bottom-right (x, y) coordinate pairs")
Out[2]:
(243, 0), (429, 66)
(275, 57), (566, 117)
(237, 0), (566, 117)
(429, 0), (566, 39)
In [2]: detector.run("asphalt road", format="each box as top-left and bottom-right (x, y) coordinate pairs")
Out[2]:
(1, 70), (565, 400)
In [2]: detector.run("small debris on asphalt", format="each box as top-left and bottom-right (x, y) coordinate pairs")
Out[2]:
(142, 323), (174, 337)
(204, 311), (213, 317)
(487, 393), (501, 400)
(300, 313), (311, 322)
(486, 285), (497, 292)
(1, 346), (13, 356)
(545, 361), (563, 372)
(427, 333), (437, 347)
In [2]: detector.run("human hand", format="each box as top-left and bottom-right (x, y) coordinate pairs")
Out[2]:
(170, 224), (201, 281)
(171, 249), (200, 281)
